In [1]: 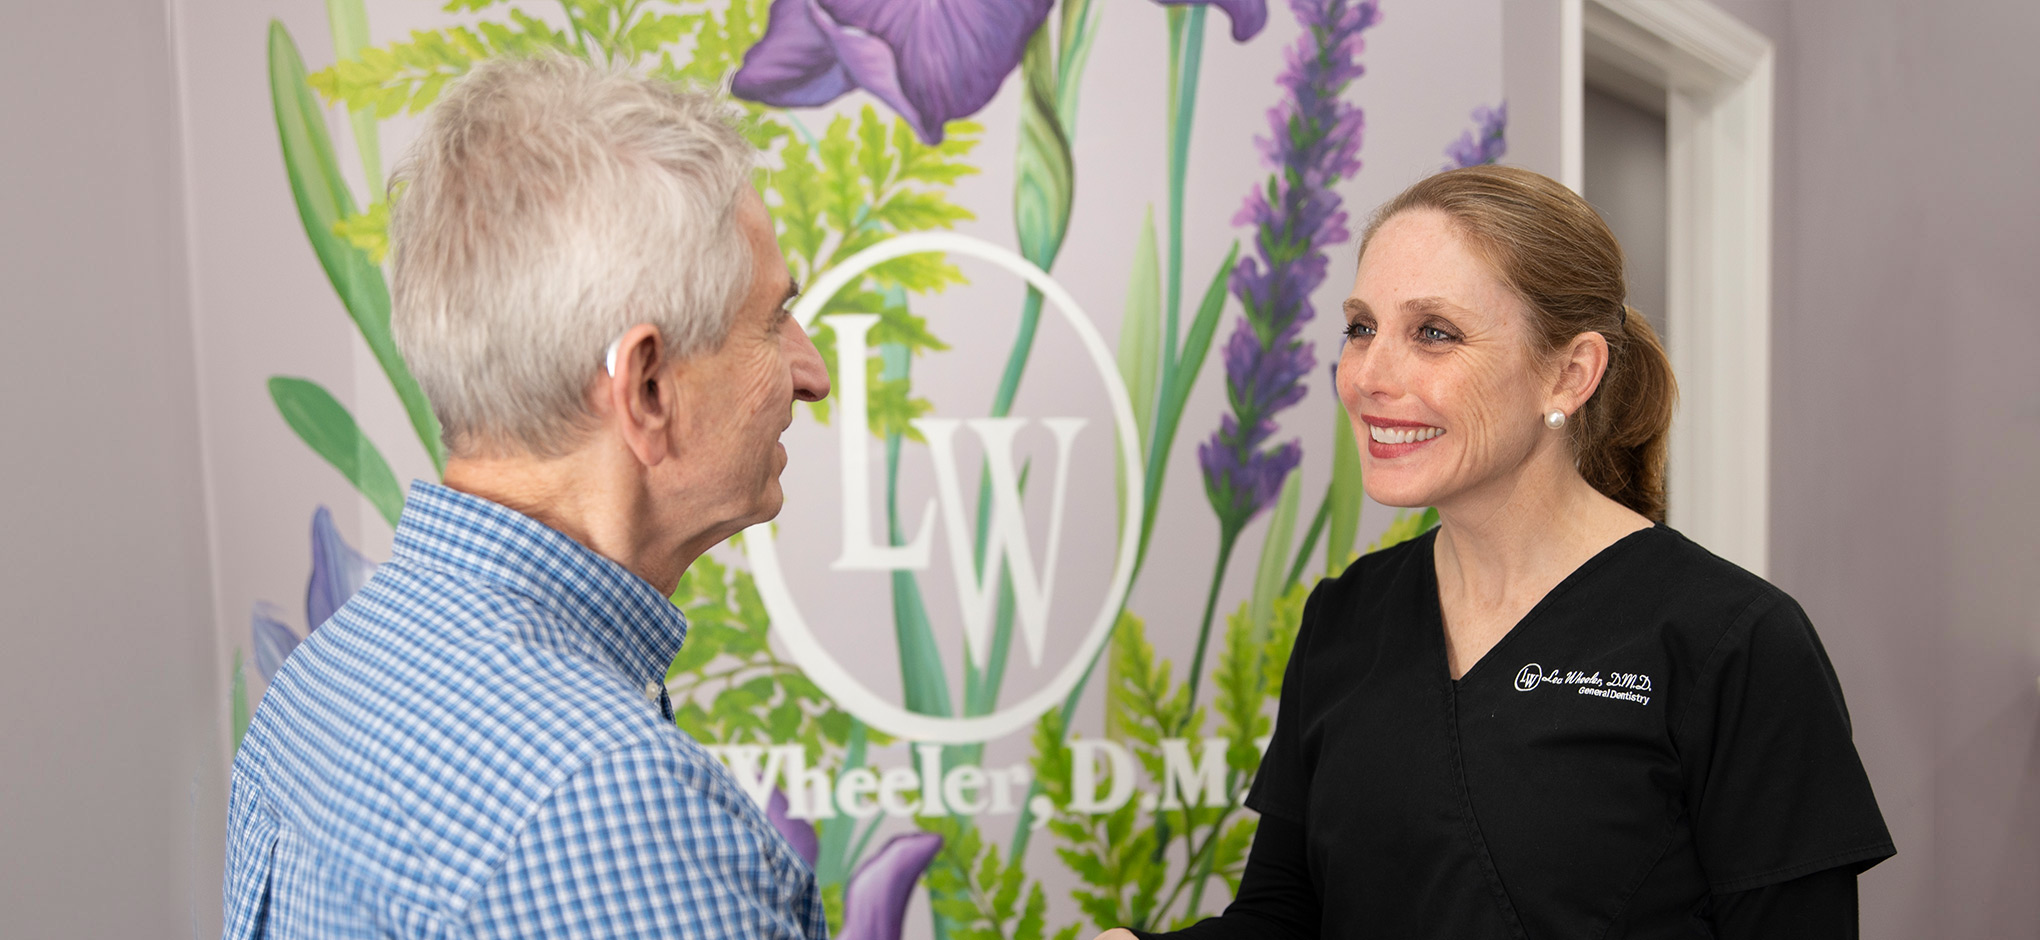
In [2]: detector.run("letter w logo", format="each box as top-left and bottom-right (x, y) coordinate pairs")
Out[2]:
(826, 314), (1083, 671)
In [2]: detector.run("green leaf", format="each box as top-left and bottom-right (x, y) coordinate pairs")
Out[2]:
(230, 652), (252, 751)
(1054, 0), (1101, 128)
(890, 561), (954, 717)
(1013, 23), (1074, 269)
(1211, 815), (1258, 893)
(1139, 243), (1238, 559)
(271, 21), (445, 473)
(1168, 246), (1238, 421)
(267, 376), (405, 527)
(1214, 599), (1265, 776)
(1325, 404), (1365, 574)
(307, 21), (567, 118)
(624, 12), (687, 57)
(1114, 207), (1162, 543)
(867, 369), (933, 442)
(1261, 580), (1309, 701)
(1115, 207), (1163, 451)
(1369, 506), (1440, 554)
(330, 200), (388, 264)
(323, 0), (383, 194)
(870, 191), (973, 231)
(1249, 470), (1303, 636)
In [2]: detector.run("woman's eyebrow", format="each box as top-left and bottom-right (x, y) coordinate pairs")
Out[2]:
(1403, 296), (1466, 317)
(1342, 297), (1370, 318)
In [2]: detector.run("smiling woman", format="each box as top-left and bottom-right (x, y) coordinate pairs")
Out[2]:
(1349, 165), (1678, 523)
(1104, 166), (1893, 940)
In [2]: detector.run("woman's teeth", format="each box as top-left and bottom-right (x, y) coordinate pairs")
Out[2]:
(1369, 424), (1443, 444)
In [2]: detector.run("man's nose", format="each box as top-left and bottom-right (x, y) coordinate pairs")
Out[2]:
(787, 319), (830, 403)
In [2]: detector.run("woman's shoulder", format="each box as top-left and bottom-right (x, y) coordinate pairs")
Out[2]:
(1320, 527), (1434, 594)
(1304, 527), (1442, 630)
(1635, 525), (1795, 612)
(1624, 526), (1828, 668)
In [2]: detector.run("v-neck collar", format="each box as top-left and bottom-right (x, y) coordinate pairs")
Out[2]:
(1421, 524), (1662, 687)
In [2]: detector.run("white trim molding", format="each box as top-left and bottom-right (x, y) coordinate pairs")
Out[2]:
(1584, 0), (1775, 576)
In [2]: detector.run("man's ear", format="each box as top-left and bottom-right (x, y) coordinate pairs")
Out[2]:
(601, 323), (674, 468)
(1551, 330), (1611, 415)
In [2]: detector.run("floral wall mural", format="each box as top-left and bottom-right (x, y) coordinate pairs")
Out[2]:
(213, 0), (1504, 934)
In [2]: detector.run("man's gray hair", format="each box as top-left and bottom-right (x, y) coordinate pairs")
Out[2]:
(389, 54), (756, 458)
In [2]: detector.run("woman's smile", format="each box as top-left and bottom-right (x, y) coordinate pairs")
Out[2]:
(1361, 415), (1447, 458)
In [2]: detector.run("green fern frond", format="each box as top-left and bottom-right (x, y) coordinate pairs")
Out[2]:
(330, 200), (388, 264)
(307, 17), (570, 117)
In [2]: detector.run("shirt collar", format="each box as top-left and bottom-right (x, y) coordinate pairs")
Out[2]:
(390, 480), (688, 689)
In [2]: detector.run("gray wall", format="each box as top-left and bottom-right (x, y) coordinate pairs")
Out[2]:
(1717, 1), (2040, 936)
(0, 1), (225, 937)
(1580, 84), (1668, 337)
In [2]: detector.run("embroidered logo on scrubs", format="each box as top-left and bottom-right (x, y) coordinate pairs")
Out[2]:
(1512, 663), (1655, 705)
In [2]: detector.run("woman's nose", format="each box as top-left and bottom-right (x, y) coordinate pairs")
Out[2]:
(1342, 339), (1404, 403)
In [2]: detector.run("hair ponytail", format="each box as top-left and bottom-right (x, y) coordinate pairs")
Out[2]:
(1573, 306), (1676, 522)
(1360, 166), (1679, 522)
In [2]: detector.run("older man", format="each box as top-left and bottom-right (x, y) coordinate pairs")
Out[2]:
(222, 56), (829, 938)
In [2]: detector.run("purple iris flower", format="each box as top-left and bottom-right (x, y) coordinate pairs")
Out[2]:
(731, 0), (1056, 145)
(1201, 0), (1380, 537)
(1156, 0), (1271, 42)
(766, 789), (944, 940)
(1444, 102), (1508, 169)
(733, 0), (1266, 145)
(252, 506), (377, 682)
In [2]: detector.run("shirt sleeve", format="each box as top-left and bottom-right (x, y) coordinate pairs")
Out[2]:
(1126, 813), (1320, 940)
(464, 740), (826, 939)
(1710, 865), (1861, 939)
(1678, 592), (1895, 893)
(1243, 578), (1330, 823)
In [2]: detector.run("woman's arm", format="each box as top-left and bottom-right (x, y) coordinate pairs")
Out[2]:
(1092, 813), (1319, 940)
(1710, 866), (1860, 939)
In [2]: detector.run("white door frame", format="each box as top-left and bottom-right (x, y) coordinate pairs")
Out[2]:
(1508, 0), (1776, 575)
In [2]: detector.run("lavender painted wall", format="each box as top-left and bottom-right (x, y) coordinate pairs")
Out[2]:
(1716, 1), (2040, 936)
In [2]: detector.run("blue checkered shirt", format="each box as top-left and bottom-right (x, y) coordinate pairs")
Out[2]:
(223, 481), (826, 939)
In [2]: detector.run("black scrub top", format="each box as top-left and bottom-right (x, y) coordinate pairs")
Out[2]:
(1242, 525), (1894, 938)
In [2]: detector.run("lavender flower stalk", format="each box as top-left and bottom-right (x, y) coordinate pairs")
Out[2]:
(1187, 0), (1380, 710)
(1445, 102), (1508, 169)
(1200, 0), (1380, 541)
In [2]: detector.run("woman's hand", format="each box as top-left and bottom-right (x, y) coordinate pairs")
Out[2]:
(1093, 930), (1140, 940)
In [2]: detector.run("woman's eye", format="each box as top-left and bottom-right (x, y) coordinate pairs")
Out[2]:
(1418, 325), (1456, 343)
(1344, 321), (1376, 340)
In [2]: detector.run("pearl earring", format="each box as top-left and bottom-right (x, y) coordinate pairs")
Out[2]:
(1544, 410), (1567, 430)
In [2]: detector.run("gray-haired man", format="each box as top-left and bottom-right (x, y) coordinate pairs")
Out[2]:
(223, 55), (830, 938)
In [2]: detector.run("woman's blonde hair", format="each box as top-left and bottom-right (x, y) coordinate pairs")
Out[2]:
(1361, 165), (1678, 522)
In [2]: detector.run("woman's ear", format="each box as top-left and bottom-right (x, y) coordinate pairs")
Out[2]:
(1552, 330), (1612, 413)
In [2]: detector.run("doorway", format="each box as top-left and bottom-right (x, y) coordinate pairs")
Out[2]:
(1503, 0), (1776, 574)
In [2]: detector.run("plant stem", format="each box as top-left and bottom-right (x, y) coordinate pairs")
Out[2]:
(1169, 798), (1239, 920)
(555, 0), (591, 59)
(1182, 526), (1239, 719)
(1163, 6), (1208, 368)
(1286, 490), (1333, 589)
(1007, 2), (1215, 864)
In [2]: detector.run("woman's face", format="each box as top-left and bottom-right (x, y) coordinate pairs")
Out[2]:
(1337, 209), (1562, 513)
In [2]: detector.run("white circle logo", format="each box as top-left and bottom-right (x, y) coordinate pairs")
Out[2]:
(1514, 663), (1545, 692)
(743, 232), (1144, 745)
